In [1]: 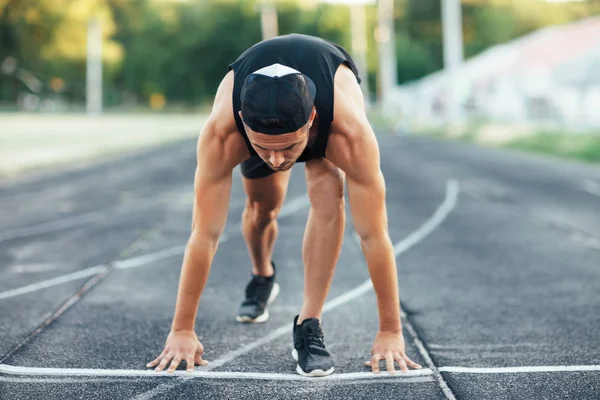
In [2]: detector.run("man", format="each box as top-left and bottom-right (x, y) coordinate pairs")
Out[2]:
(147, 33), (421, 377)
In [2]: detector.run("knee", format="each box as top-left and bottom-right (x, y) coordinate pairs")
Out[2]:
(307, 171), (345, 216)
(244, 199), (280, 228)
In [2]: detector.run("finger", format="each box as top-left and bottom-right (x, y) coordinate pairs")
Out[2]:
(195, 352), (208, 366)
(364, 360), (372, 367)
(155, 353), (173, 372)
(371, 354), (382, 374)
(186, 355), (195, 373)
(396, 355), (409, 373)
(147, 349), (167, 368)
(167, 355), (182, 373)
(385, 353), (396, 374)
(404, 356), (422, 370)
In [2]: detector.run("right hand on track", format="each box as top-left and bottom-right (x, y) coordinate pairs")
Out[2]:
(146, 330), (208, 373)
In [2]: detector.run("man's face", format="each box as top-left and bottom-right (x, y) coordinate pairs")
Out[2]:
(239, 110), (315, 172)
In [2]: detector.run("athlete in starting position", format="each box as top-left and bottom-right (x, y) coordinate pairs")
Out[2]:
(147, 33), (421, 377)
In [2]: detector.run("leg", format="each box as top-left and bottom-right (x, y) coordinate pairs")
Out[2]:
(237, 158), (292, 323)
(241, 159), (292, 276)
(291, 158), (344, 376)
(298, 158), (346, 323)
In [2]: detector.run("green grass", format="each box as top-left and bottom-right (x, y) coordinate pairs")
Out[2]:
(411, 123), (600, 164)
(503, 131), (600, 163)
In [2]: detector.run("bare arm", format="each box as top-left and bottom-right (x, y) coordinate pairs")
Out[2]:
(171, 122), (235, 331)
(148, 72), (249, 373)
(171, 71), (248, 331)
(333, 130), (401, 332)
(328, 69), (401, 333)
(148, 121), (236, 373)
(328, 67), (421, 374)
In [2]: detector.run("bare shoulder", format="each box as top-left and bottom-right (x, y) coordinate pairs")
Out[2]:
(198, 70), (250, 171)
(326, 64), (379, 181)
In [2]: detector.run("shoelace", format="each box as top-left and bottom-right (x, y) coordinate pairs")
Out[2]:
(304, 324), (327, 350)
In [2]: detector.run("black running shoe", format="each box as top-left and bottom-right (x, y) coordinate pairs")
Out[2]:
(236, 263), (280, 323)
(291, 315), (335, 377)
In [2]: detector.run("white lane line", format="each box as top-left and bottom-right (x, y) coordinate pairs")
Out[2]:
(114, 195), (308, 272)
(440, 365), (600, 374)
(114, 233), (229, 270)
(0, 266), (108, 300)
(0, 194), (309, 300)
(0, 190), (195, 244)
(386, 181), (459, 400)
(203, 324), (290, 371)
(3, 363), (600, 381)
(132, 380), (180, 400)
(0, 375), (435, 385)
(0, 183), (455, 397)
(403, 313), (457, 400)
(205, 180), (459, 372)
(0, 377), (145, 384)
(393, 180), (459, 255)
(0, 237), (229, 300)
(130, 180), (458, 399)
(0, 364), (433, 381)
(0, 204), (146, 244)
(114, 245), (187, 269)
(583, 179), (600, 198)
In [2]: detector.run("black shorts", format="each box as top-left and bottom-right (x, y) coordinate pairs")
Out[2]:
(240, 152), (320, 180)
(240, 156), (277, 180)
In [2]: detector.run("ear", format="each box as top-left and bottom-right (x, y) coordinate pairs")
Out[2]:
(308, 107), (317, 128)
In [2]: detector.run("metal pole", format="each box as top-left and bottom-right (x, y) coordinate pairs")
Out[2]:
(441, 0), (464, 124)
(350, 4), (370, 100)
(86, 16), (103, 115)
(260, 4), (279, 40)
(376, 0), (396, 113)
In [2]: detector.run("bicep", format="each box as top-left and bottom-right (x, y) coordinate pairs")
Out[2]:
(330, 68), (388, 240)
(345, 141), (388, 241)
(189, 70), (246, 238)
(191, 124), (235, 240)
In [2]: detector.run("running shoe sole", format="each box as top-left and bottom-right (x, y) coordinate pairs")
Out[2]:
(235, 283), (280, 323)
(291, 348), (335, 377)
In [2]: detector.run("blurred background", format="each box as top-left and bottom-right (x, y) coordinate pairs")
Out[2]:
(1, 0), (600, 173)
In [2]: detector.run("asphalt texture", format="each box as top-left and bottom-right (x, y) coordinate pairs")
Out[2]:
(1, 132), (599, 399)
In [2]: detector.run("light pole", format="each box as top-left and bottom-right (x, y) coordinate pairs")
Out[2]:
(349, 3), (371, 98)
(259, 1), (279, 40)
(86, 16), (103, 115)
(321, 0), (376, 101)
(376, 0), (396, 113)
(441, 0), (465, 124)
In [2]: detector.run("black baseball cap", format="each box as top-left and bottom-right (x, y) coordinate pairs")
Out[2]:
(240, 63), (317, 135)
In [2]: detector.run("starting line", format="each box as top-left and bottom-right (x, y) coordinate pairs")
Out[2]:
(2, 363), (599, 382)
(439, 365), (600, 374)
(0, 364), (433, 382)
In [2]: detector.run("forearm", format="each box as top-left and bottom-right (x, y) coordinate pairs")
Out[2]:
(171, 231), (220, 331)
(361, 234), (402, 332)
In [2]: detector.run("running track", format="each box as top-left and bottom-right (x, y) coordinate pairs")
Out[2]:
(1, 132), (599, 399)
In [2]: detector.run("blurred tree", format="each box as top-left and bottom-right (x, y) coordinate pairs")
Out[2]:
(401, 0), (444, 72)
(2, 0), (600, 109)
(395, 33), (437, 83)
(0, 0), (122, 104)
(113, 0), (262, 106)
(462, 4), (520, 57)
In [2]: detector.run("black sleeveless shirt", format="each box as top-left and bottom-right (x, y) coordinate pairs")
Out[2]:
(228, 34), (361, 161)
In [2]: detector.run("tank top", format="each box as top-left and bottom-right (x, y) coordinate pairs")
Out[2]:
(228, 33), (361, 161)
